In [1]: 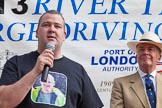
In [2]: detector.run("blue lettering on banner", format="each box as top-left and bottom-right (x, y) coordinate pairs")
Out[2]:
(102, 66), (138, 72)
(91, 49), (138, 72)
(91, 55), (137, 65)
(7, 23), (26, 41)
(0, 0), (160, 15)
(0, 0), (162, 41)
(0, 22), (162, 42)
(0, 23), (4, 41)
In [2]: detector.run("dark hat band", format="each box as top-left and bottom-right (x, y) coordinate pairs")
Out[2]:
(139, 39), (161, 52)
(140, 39), (152, 41)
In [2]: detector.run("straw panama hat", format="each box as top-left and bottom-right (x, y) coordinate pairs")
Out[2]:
(127, 31), (162, 54)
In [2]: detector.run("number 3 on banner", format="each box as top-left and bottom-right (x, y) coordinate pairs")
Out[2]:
(0, 0), (4, 14)
(0, 0), (28, 14)
(12, 0), (28, 14)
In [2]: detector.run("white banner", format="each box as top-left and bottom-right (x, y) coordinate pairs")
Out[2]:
(1, 0), (162, 107)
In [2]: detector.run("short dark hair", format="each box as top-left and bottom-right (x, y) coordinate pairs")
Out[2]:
(38, 10), (65, 29)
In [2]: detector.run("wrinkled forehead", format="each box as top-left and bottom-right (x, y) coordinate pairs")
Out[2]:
(136, 43), (156, 48)
(136, 43), (161, 53)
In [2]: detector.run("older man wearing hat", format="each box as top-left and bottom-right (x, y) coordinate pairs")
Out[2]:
(110, 31), (162, 108)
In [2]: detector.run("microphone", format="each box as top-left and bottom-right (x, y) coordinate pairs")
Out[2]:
(41, 42), (55, 82)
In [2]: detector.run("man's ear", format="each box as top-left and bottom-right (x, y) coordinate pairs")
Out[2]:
(63, 32), (66, 41)
(36, 28), (38, 38)
(159, 54), (162, 61)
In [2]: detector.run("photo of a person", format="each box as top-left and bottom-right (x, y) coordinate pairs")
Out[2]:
(31, 74), (66, 107)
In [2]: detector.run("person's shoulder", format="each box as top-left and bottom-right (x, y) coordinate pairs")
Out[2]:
(6, 51), (37, 65)
(63, 56), (82, 66)
(114, 72), (138, 82)
(17, 51), (38, 57)
(157, 71), (162, 74)
(62, 56), (87, 73)
(10, 51), (37, 60)
(157, 72), (162, 78)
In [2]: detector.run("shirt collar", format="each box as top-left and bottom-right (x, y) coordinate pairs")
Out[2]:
(138, 69), (156, 78)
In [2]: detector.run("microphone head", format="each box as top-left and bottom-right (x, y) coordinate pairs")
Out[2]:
(46, 41), (55, 51)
